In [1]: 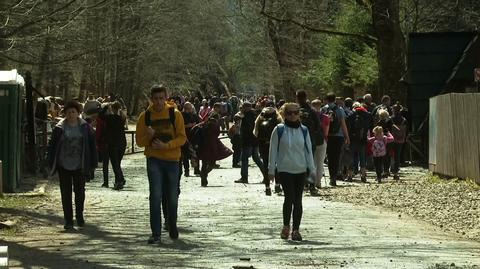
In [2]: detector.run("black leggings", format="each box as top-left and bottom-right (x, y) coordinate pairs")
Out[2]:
(279, 172), (305, 230)
(327, 136), (344, 182)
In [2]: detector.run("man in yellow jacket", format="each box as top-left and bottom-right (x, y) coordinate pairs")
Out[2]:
(136, 85), (186, 244)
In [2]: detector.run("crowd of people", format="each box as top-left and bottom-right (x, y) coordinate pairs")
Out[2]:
(45, 85), (408, 243)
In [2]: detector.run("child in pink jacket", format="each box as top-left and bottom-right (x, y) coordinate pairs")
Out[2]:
(368, 126), (394, 183)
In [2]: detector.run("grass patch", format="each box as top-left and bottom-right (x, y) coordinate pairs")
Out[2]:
(423, 173), (480, 189)
(0, 194), (46, 209)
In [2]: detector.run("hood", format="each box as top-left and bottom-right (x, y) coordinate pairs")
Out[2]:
(146, 101), (176, 113)
(262, 107), (276, 115)
(55, 117), (88, 129)
(354, 106), (368, 112)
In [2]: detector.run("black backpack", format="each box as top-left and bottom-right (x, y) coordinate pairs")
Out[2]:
(299, 105), (322, 146)
(325, 105), (341, 135)
(257, 116), (277, 143)
(349, 111), (369, 143)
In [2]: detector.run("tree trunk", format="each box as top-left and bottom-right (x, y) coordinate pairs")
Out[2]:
(372, 0), (407, 103)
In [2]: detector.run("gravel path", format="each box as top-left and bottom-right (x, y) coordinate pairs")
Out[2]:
(1, 154), (480, 269)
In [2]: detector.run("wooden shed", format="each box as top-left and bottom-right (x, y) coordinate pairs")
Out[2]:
(429, 93), (480, 183)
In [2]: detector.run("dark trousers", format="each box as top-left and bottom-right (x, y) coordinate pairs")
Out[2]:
(279, 172), (305, 230)
(259, 143), (270, 187)
(58, 167), (85, 224)
(374, 156), (384, 179)
(391, 142), (403, 173)
(102, 145), (125, 185)
(200, 160), (215, 185)
(182, 143), (191, 173)
(232, 142), (242, 166)
(327, 136), (344, 183)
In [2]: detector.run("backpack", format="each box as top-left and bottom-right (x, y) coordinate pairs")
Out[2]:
(299, 105), (322, 146)
(350, 111), (369, 143)
(371, 137), (387, 157)
(257, 116), (277, 143)
(325, 105), (341, 135)
(276, 124), (310, 154)
(391, 117), (407, 143)
(189, 122), (205, 146)
(145, 107), (176, 133)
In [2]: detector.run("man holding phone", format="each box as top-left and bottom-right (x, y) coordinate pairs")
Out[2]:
(136, 85), (186, 244)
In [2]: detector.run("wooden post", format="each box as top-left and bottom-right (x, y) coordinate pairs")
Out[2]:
(0, 245), (8, 268)
(0, 160), (3, 197)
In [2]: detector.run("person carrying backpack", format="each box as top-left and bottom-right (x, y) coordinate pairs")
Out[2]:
(254, 105), (283, 196)
(390, 103), (407, 180)
(296, 90), (322, 195)
(349, 102), (372, 182)
(268, 103), (315, 241)
(368, 126), (394, 183)
(135, 85), (186, 244)
(322, 93), (350, 187)
(311, 99), (330, 188)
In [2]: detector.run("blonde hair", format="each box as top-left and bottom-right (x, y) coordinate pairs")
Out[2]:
(378, 109), (390, 120)
(373, 126), (383, 136)
(280, 102), (300, 119)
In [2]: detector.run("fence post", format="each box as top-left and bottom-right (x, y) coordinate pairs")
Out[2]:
(0, 245), (7, 268)
(0, 160), (3, 197)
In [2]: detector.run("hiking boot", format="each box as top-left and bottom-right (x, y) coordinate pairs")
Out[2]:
(113, 184), (122, 190)
(184, 170), (190, 177)
(329, 179), (337, 187)
(291, 230), (303, 241)
(76, 217), (85, 227)
(234, 178), (248, 184)
(361, 176), (367, 183)
(201, 176), (208, 187)
(64, 222), (74, 230)
(265, 188), (272, 196)
(169, 228), (179, 240)
(274, 184), (282, 194)
(147, 236), (160, 244)
(393, 174), (400, 181)
(213, 163), (221, 169)
(376, 177), (382, 183)
(281, 225), (290, 239)
(101, 183), (109, 188)
(309, 187), (319, 196)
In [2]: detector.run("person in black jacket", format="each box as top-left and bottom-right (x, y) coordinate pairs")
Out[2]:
(47, 101), (97, 229)
(235, 102), (266, 184)
(104, 101), (127, 190)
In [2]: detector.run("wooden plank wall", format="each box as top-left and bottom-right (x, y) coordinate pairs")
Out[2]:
(429, 93), (480, 184)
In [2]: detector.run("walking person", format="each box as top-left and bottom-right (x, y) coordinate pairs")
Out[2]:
(369, 126), (394, 183)
(268, 103), (315, 241)
(390, 103), (407, 180)
(105, 101), (127, 190)
(182, 102), (201, 177)
(235, 102), (266, 184)
(322, 93), (350, 186)
(254, 104), (282, 195)
(47, 100), (97, 229)
(311, 99), (330, 188)
(197, 112), (233, 187)
(136, 85), (186, 244)
(228, 113), (243, 168)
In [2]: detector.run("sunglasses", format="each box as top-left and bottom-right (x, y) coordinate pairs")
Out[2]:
(285, 110), (300, 116)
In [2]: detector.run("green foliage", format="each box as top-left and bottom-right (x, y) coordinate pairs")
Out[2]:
(301, 2), (378, 96)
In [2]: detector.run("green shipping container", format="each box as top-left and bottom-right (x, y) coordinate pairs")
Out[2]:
(0, 70), (24, 192)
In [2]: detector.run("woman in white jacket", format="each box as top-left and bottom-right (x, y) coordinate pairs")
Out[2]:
(268, 103), (316, 241)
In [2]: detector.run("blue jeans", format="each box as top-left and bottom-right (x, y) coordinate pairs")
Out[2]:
(241, 146), (265, 180)
(352, 143), (367, 171)
(146, 158), (180, 237)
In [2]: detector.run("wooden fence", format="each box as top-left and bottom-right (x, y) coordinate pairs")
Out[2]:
(429, 93), (480, 184)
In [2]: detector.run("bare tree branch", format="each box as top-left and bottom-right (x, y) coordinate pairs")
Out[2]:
(260, 0), (377, 42)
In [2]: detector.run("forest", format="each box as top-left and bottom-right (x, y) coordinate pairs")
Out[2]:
(1, 0), (479, 115)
